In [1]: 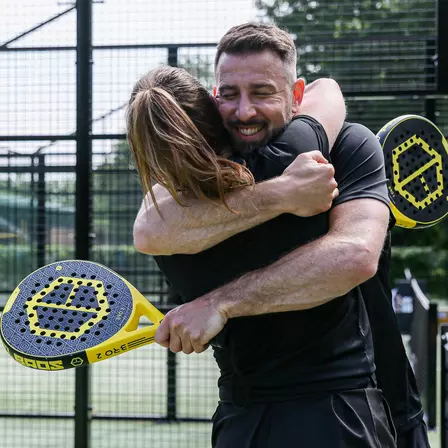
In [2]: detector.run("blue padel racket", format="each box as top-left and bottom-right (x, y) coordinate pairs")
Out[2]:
(0, 260), (164, 371)
(377, 114), (448, 229)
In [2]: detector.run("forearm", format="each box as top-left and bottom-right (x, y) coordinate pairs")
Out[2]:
(210, 199), (389, 318)
(212, 234), (375, 319)
(133, 180), (284, 255)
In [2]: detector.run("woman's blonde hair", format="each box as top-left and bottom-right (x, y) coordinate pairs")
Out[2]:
(126, 66), (254, 213)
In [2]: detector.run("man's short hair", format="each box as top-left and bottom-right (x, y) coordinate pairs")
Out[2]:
(215, 22), (297, 84)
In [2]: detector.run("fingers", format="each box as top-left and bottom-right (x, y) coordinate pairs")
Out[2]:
(169, 333), (183, 353)
(304, 150), (329, 164)
(302, 152), (335, 177)
(181, 340), (195, 355)
(155, 320), (170, 348)
(155, 316), (205, 354)
(170, 334), (205, 354)
(332, 187), (340, 200)
(177, 330), (197, 355)
(303, 154), (338, 199)
(324, 162), (335, 177)
(316, 160), (336, 179)
(153, 300), (226, 355)
(191, 335), (208, 354)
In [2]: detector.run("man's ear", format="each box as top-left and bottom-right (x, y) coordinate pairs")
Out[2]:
(213, 85), (217, 97)
(292, 78), (305, 114)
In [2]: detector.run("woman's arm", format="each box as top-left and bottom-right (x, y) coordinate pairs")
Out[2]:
(299, 78), (346, 150)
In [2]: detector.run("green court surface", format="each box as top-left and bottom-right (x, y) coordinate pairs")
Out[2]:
(0, 343), (219, 448)
(0, 337), (444, 447)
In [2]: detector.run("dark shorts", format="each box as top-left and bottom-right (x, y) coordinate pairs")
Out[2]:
(212, 388), (397, 448)
(396, 420), (430, 448)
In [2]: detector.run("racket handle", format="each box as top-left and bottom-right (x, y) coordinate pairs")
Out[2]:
(85, 323), (159, 364)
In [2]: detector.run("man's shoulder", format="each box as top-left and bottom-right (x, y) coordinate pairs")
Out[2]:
(334, 122), (377, 146)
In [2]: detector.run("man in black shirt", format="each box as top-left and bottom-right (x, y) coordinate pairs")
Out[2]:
(150, 116), (396, 447)
(134, 23), (428, 448)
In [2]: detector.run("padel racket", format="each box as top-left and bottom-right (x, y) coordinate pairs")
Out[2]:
(0, 260), (164, 371)
(377, 114), (448, 229)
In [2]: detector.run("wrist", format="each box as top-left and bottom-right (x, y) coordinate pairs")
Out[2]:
(265, 176), (294, 214)
(253, 177), (288, 214)
(207, 286), (233, 320)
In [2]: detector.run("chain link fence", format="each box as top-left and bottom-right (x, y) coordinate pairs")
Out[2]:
(0, 0), (447, 447)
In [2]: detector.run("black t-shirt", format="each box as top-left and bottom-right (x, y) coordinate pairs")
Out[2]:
(154, 116), (389, 402)
(359, 233), (424, 432)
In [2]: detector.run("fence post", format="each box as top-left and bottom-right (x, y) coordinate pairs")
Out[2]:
(427, 302), (438, 429)
(167, 350), (177, 420)
(168, 46), (178, 67)
(165, 289), (178, 421)
(441, 325), (448, 448)
(36, 154), (46, 267)
(424, 38), (436, 139)
(437, 0), (448, 93)
(75, 0), (93, 447)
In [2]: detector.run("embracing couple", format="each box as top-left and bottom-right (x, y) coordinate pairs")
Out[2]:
(127, 22), (429, 448)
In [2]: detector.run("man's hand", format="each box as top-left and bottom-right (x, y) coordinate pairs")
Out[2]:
(278, 150), (339, 217)
(155, 297), (228, 354)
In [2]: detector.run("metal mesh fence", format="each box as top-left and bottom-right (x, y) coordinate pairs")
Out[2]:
(442, 325), (448, 448)
(0, 0), (447, 447)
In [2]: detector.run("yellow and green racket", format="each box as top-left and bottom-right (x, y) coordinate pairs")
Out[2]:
(0, 260), (164, 370)
(377, 114), (448, 229)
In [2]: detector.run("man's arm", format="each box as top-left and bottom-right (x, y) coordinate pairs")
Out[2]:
(214, 198), (389, 317)
(154, 198), (390, 353)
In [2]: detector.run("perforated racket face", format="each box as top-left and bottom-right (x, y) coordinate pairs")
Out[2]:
(378, 115), (448, 228)
(1, 261), (133, 362)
